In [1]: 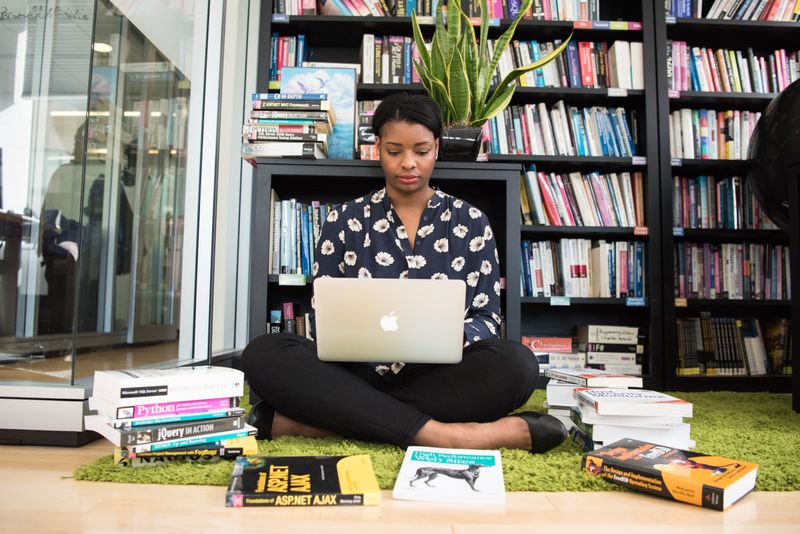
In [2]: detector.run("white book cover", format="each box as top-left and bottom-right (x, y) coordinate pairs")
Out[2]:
(546, 379), (580, 407)
(573, 406), (685, 429)
(577, 388), (693, 418)
(630, 42), (644, 90)
(575, 325), (639, 344)
(92, 366), (244, 406)
(392, 447), (505, 505)
(545, 367), (643, 388)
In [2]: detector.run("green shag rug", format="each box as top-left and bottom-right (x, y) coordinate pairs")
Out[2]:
(73, 390), (800, 492)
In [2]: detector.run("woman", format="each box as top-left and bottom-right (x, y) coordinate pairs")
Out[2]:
(242, 93), (566, 453)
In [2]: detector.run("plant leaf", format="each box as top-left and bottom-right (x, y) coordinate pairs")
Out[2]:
(472, 82), (516, 126)
(483, 0), (534, 115)
(449, 43), (471, 125)
(410, 11), (432, 73)
(475, 0), (490, 112)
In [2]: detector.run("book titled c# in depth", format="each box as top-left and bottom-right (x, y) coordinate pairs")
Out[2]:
(225, 455), (380, 507)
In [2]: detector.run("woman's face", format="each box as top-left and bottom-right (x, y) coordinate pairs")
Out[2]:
(376, 120), (439, 199)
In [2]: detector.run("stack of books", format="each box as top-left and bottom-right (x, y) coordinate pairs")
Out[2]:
(569, 386), (694, 453)
(85, 366), (257, 467)
(576, 324), (644, 375)
(543, 367), (643, 432)
(241, 92), (333, 159)
(520, 335), (584, 371)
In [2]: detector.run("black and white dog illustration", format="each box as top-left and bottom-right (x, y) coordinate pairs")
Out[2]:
(409, 464), (483, 491)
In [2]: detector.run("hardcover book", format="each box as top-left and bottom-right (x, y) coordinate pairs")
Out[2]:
(392, 446), (506, 504)
(576, 388), (693, 418)
(91, 367), (244, 406)
(582, 438), (758, 510)
(226, 455), (381, 507)
(113, 436), (258, 467)
(544, 367), (643, 388)
(280, 66), (357, 159)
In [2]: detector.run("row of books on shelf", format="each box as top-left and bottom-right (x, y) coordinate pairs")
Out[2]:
(667, 42), (799, 94)
(268, 34), (308, 83)
(483, 102), (639, 157)
(673, 242), (791, 300)
(520, 166), (646, 227)
(269, 301), (315, 338)
(522, 324), (646, 375)
(493, 39), (644, 90)
(669, 108), (759, 161)
(306, 0), (606, 19)
(521, 239), (646, 298)
(84, 367), (257, 467)
(360, 35), (421, 85)
(676, 313), (792, 376)
(672, 175), (778, 230)
(268, 191), (334, 276)
(668, 0), (800, 21)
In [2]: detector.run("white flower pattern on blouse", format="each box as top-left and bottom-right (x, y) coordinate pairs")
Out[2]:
(312, 188), (502, 377)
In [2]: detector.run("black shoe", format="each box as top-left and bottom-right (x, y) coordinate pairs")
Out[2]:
(514, 411), (567, 454)
(247, 401), (275, 440)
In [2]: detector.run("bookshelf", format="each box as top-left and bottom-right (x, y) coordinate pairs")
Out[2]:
(249, 0), (664, 389)
(653, 5), (797, 392)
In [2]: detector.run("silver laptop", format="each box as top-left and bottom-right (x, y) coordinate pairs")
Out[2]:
(313, 278), (466, 364)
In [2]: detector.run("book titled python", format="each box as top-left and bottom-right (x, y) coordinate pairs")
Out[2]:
(225, 455), (380, 507)
(581, 438), (758, 510)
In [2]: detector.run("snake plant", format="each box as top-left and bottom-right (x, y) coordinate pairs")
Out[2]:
(411, 0), (571, 127)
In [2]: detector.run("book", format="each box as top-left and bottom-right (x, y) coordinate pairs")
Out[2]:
(575, 325), (640, 344)
(582, 438), (758, 510)
(113, 436), (258, 467)
(91, 366), (244, 406)
(571, 409), (693, 449)
(85, 414), (256, 452)
(392, 446), (505, 504)
(226, 455), (381, 507)
(576, 388), (693, 418)
(241, 141), (327, 159)
(545, 367), (643, 388)
(85, 413), (249, 447)
(281, 66), (357, 159)
(88, 395), (240, 422)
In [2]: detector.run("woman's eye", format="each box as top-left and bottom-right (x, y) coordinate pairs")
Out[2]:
(417, 151), (430, 156)
(388, 151), (400, 156)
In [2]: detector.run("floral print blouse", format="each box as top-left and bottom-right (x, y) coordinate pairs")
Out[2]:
(312, 187), (502, 377)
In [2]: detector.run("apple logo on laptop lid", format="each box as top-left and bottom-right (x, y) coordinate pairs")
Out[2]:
(380, 311), (399, 332)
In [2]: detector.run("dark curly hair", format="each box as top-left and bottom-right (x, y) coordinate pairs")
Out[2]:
(371, 93), (443, 140)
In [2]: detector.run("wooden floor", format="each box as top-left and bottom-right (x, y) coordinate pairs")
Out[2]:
(0, 440), (798, 533)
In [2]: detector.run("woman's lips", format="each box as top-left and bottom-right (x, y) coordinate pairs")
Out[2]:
(398, 175), (418, 184)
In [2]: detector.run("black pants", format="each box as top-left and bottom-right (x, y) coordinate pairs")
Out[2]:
(242, 333), (539, 447)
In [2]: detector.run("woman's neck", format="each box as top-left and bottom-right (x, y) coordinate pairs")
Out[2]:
(385, 185), (435, 211)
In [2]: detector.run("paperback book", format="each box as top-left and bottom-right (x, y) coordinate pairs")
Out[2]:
(91, 366), (244, 406)
(582, 438), (758, 511)
(576, 388), (693, 418)
(226, 455), (381, 507)
(280, 66), (356, 159)
(545, 367), (643, 388)
(392, 446), (506, 505)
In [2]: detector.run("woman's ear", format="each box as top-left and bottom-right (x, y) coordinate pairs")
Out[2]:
(375, 136), (381, 154)
(434, 138), (440, 159)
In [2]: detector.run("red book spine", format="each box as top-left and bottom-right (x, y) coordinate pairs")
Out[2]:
(537, 171), (563, 226)
(578, 42), (595, 87)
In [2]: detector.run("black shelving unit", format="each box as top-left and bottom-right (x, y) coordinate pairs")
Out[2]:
(248, 159), (521, 341)
(252, 0), (664, 389)
(653, 6), (797, 392)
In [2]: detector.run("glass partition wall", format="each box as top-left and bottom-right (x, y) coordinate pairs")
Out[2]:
(0, 0), (200, 388)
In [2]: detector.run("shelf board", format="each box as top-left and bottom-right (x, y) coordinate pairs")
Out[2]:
(489, 154), (647, 170)
(522, 225), (649, 239)
(672, 228), (788, 242)
(522, 297), (646, 306)
(670, 158), (751, 172)
(668, 374), (792, 392)
(665, 18), (800, 46)
(675, 298), (791, 308)
(355, 85), (644, 103)
(668, 91), (777, 109)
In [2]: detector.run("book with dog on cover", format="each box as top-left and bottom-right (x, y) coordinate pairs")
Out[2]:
(582, 438), (758, 511)
(392, 446), (506, 504)
(225, 455), (381, 507)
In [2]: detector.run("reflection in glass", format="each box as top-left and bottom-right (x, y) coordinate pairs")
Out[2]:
(0, 0), (196, 384)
